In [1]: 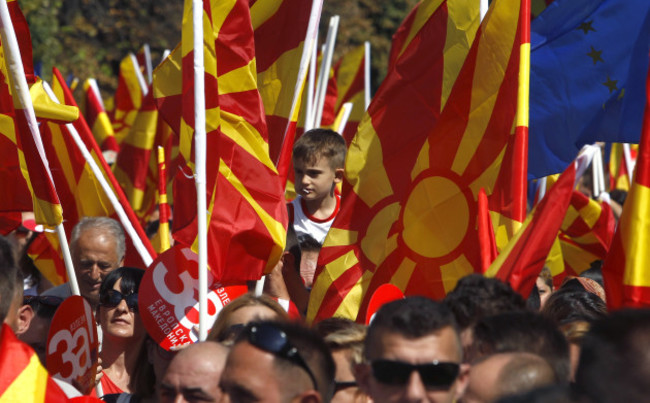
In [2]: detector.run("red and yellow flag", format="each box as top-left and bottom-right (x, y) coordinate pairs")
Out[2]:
(27, 231), (66, 286)
(112, 88), (159, 218)
(308, 0), (500, 323)
(83, 78), (119, 153)
(169, 0), (287, 282)
(486, 159), (576, 298)
(0, 324), (68, 402)
(151, 146), (172, 253)
(608, 142), (638, 191)
(112, 53), (148, 144)
(252, 0), (321, 163)
(557, 191), (614, 278)
(0, 1), (62, 228)
(49, 67), (156, 268)
(601, 64), (650, 309)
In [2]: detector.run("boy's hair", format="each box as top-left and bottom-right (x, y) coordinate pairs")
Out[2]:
(292, 129), (347, 169)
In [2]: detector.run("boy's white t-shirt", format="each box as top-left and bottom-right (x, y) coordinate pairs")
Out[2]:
(289, 194), (341, 244)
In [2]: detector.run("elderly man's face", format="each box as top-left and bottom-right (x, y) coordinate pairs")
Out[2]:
(72, 228), (121, 307)
(358, 327), (469, 403)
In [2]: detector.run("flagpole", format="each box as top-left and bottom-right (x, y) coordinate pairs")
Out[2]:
(364, 41), (371, 110)
(193, 0), (209, 342)
(274, 0), (324, 183)
(130, 53), (149, 96)
(143, 43), (153, 84)
(313, 15), (339, 128)
(0, 0), (80, 296)
(623, 143), (635, 186)
(157, 146), (171, 252)
(40, 82), (154, 267)
(334, 102), (353, 134)
(480, 0), (489, 21)
(305, 31), (318, 131)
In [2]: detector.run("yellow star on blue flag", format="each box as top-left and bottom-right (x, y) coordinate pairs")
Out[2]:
(528, 0), (650, 179)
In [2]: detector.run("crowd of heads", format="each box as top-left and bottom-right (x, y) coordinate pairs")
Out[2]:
(0, 130), (646, 403)
(1, 215), (650, 403)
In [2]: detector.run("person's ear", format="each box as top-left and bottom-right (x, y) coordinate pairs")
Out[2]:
(453, 362), (471, 401)
(15, 304), (34, 336)
(354, 362), (373, 395)
(293, 390), (321, 403)
(334, 168), (344, 183)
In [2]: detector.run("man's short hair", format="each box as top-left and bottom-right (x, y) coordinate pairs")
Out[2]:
(314, 317), (367, 365)
(365, 296), (460, 360)
(71, 216), (126, 260)
(292, 129), (347, 169)
(444, 274), (527, 330)
(574, 309), (650, 402)
(236, 320), (336, 402)
(471, 311), (570, 383)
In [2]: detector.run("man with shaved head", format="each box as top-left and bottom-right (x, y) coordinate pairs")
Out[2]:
(461, 352), (556, 403)
(159, 341), (229, 402)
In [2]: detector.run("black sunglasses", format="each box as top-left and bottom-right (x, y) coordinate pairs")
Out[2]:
(100, 289), (139, 312)
(371, 359), (460, 389)
(23, 295), (63, 307)
(245, 323), (318, 390)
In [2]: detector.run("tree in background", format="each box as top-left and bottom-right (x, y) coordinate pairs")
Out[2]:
(323, 0), (418, 92)
(23, 0), (414, 96)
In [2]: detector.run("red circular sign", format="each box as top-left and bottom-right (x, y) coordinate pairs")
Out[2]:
(46, 295), (99, 395)
(365, 284), (405, 325)
(139, 245), (247, 350)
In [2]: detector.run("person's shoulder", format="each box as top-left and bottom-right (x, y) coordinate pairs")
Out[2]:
(41, 283), (72, 299)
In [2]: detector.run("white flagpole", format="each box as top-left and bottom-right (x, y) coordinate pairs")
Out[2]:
(129, 52), (149, 96)
(364, 41), (371, 110)
(335, 102), (353, 134)
(480, 0), (489, 21)
(41, 82), (154, 267)
(305, 31), (318, 131)
(143, 43), (153, 84)
(313, 15), (339, 128)
(192, 0), (209, 342)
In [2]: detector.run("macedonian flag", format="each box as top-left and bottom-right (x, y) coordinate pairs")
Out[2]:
(601, 63), (650, 309)
(309, 0), (531, 323)
(0, 0), (62, 228)
(252, 0), (322, 163)
(168, 0), (288, 282)
(83, 78), (119, 153)
(112, 53), (148, 144)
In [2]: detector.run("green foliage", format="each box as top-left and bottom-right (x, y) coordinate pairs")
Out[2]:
(21, 0), (182, 95)
(323, 0), (419, 91)
(19, 0), (416, 96)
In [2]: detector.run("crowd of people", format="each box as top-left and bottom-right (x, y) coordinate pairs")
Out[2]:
(0, 128), (646, 402)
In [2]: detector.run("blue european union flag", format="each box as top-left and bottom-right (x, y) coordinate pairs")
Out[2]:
(528, 0), (650, 179)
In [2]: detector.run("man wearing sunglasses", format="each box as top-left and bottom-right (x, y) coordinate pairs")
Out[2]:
(219, 320), (335, 403)
(356, 297), (469, 403)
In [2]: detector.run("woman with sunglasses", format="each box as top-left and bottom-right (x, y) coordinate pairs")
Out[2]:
(93, 266), (154, 398)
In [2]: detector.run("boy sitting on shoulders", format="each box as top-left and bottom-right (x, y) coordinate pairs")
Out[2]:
(289, 128), (347, 244)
